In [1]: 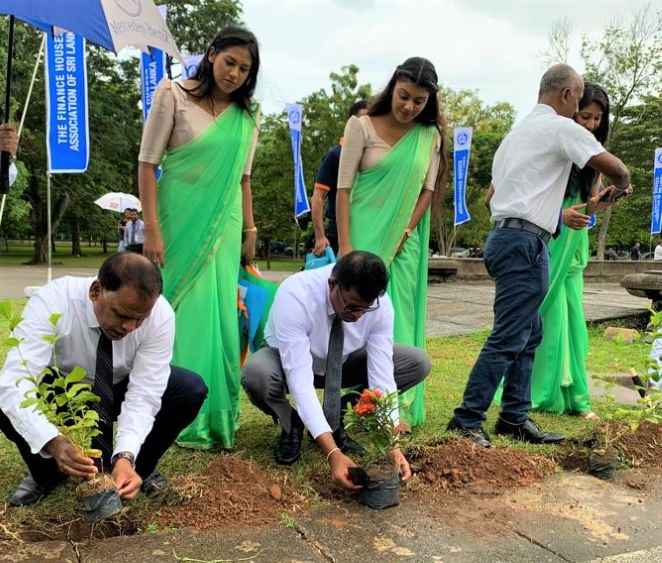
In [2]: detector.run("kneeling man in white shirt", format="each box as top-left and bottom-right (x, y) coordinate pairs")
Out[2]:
(0, 253), (207, 506)
(242, 251), (431, 490)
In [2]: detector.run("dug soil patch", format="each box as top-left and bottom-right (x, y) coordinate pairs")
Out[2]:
(155, 454), (306, 530)
(616, 422), (662, 468)
(408, 438), (556, 496)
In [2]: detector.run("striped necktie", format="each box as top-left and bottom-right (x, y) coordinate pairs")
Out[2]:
(323, 314), (344, 432)
(92, 330), (114, 465)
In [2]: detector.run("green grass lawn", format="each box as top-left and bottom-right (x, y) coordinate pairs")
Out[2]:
(0, 241), (303, 272)
(0, 298), (650, 532)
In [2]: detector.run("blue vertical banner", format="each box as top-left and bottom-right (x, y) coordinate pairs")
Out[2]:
(286, 103), (310, 218)
(140, 48), (166, 121)
(652, 148), (662, 235)
(453, 127), (473, 226)
(45, 31), (89, 173)
(587, 213), (597, 229)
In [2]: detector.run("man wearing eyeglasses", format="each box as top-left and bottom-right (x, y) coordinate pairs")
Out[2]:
(241, 251), (431, 490)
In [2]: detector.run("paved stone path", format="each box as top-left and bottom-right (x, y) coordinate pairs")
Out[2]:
(2, 268), (649, 340)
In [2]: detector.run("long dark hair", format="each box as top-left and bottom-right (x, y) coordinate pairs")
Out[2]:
(180, 25), (259, 115)
(577, 82), (610, 199)
(369, 57), (449, 215)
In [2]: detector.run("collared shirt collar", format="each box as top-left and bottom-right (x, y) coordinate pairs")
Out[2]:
(326, 285), (336, 318)
(534, 103), (558, 115)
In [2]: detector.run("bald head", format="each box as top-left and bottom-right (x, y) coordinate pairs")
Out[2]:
(538, 64), (584, 118)
(97, 252), (163, 300)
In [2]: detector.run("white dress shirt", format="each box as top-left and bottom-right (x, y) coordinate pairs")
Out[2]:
(124, 219), (145, 245)
(0, 276), (175, 459)
(265, 265), (397, 439)
(490, 104), (605, 233)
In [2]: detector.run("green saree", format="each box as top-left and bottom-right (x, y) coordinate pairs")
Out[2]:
(349, 124), (436, 427)
(529, 192), (591, 414)
(158, 104), (255, 449)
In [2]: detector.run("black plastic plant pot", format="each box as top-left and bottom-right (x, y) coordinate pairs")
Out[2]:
(358, 471), (401, 510)
(588, 448), (619, 480)
(80, 489), (123, 522)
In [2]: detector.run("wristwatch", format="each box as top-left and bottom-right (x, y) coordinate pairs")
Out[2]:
(111, 451), (136, 468)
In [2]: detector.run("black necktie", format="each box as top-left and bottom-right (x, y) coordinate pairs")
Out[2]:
(323, 315), (344, 432)
(92, 330), (114, 464)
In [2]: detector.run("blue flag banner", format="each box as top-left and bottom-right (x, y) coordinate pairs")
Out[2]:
(140, 48), (166, 121)
(587, 213), (597, 229)
(45, 31), (89, 174)
(453, 127), (473, 226)
(652, 148), (662, 235)
(286, 103), (310, 217)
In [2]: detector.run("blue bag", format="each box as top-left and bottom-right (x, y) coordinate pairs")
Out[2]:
(304, 246), (336, 270)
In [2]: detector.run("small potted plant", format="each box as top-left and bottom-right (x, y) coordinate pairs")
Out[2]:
(2, 304), (122, 521)
(344, 388), (402, 510)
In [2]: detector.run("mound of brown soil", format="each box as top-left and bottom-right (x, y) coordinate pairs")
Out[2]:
(616, 422), (662, 468)
(408, 438), (556, 496)
(155, 455), (306, 530)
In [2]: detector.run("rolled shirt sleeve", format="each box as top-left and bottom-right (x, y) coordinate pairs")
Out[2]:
(270, 286), (332, 439)
(558, 119), (605, 169)
(0, 291), (61, 455)
(365, 298), (399, 426)
(113, 309), (175, 459)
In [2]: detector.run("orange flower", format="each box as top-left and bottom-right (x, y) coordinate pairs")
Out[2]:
(354, 401), (377, 416)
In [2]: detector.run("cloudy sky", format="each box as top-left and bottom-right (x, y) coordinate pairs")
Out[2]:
(242, 0), (660, 122)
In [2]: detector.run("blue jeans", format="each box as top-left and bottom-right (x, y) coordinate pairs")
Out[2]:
(453, 227), (550, 428)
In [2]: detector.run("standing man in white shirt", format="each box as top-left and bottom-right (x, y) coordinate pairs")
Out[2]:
(124, 208), (145, 254)
(241, 251), (431, 489)
(448, 64), (630, 448)
(654, 241), (662, 261)
(0, 253), (207, 506)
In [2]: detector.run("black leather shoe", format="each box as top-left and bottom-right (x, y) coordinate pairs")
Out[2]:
(274, 412), (304, 465)
(447, 418), (492, 448)
(8, 474), (63, 507)
(494, 417), (565, 444)
(141, 471), (169, 497)
(333, 427), (365, 456)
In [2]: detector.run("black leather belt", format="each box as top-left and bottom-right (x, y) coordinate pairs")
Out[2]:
(494, 217), (551, 244)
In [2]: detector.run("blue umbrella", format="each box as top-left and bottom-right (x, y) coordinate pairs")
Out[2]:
(0, 0), (181, 191)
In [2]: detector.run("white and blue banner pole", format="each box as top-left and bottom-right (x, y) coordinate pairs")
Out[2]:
(651, 148), (662, 235)
(140, 48), (166, 121)
(44, 30), (89, 282)
(286, 103), (310, 218)
(453, 127), (472, 226)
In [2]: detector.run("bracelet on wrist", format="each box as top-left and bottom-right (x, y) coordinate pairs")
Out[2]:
(243, 226), (258, 233)
(326, 446), (341, 461)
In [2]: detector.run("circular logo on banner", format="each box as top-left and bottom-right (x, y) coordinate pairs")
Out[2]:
(657, 152), (662, 165)
(457, 132), (468, 146)
(288, 108), (301, 126)
(113, 0), (142, 17)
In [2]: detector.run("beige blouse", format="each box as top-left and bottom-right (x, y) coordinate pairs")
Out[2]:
(138, 79), (259, 176)
(337, 115), (441, 191)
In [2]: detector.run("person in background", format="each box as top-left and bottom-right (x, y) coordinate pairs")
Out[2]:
(654, 240), (662, 261)
(311, 100), (368, 256)
(123, 208), (145, 254)
(118, 210), (129, 252)
(631, 242), (641, 261)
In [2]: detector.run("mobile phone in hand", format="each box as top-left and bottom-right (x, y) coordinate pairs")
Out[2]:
(599, 188), (628, 203)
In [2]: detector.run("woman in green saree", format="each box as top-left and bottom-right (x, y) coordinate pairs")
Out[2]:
(336, 57), (449, 427)
(138, 26), (261, 449)
(529, 83), (614, 417)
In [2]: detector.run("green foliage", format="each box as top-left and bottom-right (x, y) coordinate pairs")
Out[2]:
(344, 389), (401, 467)
(1, 302), (101, 452)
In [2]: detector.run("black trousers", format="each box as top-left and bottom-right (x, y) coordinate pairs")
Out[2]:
(0, 366), (207, 484)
